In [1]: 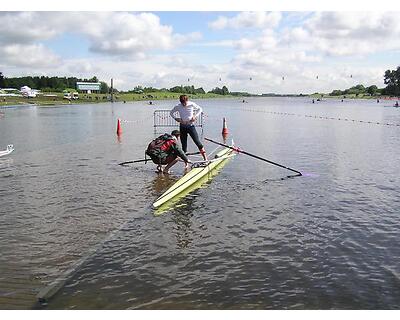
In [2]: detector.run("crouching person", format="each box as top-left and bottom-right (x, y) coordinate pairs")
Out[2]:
(146, 130), (191, 174)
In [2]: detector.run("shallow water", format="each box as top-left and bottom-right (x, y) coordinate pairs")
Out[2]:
(0, 97), (399, 309)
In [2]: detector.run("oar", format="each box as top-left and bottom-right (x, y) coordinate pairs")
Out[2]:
(119, 151), (201, 166)
(119, 159), (148, 166)
(205, 137), (302, 176)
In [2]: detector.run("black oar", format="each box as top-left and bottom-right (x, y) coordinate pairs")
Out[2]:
(119, 151), (201, 166)
(205, 137), (302, 176)
(119, 159), (148, 166)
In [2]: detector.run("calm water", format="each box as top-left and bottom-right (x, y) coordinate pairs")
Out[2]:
(0, 97), (399, 309)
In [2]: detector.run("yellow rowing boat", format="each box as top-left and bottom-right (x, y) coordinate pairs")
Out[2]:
(153, 144), (236, 210)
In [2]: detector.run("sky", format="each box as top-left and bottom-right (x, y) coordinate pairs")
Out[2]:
(1, 10), (400, 94)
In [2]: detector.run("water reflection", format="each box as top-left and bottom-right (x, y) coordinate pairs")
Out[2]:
(0, 157), (13, 170)
(171, 209), (195, 249)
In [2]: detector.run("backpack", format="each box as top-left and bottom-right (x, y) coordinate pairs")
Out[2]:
(146, 134), (176, 164)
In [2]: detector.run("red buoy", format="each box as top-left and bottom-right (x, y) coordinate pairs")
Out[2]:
(117, 118), (122, 135)
(222, 117), (228, 136)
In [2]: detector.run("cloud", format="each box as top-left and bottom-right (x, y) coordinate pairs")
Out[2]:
(0, 44), (61, 68)
(0, 12), (202, 60)
(299, 12), (400, 56)
(65, 12), (202, 57)
(66, 60), (101, 76)
(209, 12), (281, 30)
(201, 11), (399, 94)
(78, 12), (177, 56)
(0, 12), (65, 44)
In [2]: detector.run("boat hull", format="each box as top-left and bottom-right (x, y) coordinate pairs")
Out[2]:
(0, 145), (14, 158)
(152, 146), (235, 209)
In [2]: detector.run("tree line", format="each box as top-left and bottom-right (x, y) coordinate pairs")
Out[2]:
(324, 66), (400, 97)
(2, 66), (400, 96)
(0, 73), (109, 94)
(330, 84), (380, 97)
(125, 85), (231, 95)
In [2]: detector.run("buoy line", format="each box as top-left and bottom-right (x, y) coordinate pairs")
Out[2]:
(213, 107), (400, 128)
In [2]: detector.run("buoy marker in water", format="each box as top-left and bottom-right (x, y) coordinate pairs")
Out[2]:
(116, 118), (122, 135)
(222, 117), (229, 143)
(222, 117), (228, 136)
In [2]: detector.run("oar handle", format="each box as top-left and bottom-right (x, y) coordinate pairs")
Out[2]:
(205, 137), (302, 176)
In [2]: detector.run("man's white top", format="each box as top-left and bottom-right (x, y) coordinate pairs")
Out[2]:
(170, 101), (203, 122)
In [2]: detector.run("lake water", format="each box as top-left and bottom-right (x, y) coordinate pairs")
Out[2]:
(0, 97), (400, 309)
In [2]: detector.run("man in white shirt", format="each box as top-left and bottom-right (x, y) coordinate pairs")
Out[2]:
(169, 95), (207, 161)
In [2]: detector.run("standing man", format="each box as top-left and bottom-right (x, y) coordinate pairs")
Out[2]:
(169, 95), (208, 161)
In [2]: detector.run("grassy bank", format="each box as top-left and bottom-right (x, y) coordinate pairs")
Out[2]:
(0, 91), (238, 107)
(2, 91), (393, 107)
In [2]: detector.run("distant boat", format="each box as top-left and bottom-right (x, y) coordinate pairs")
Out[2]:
(0, 144), (14, 157)
(20, 86), (40, 98)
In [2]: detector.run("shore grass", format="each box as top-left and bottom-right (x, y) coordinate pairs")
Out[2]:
(0, 91), (238, 107)
(1, 91), (393, 107)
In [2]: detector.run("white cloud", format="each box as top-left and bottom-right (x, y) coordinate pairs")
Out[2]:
(66, 60), (101, 76)
(0, 12), (202, 60)
(301, 12), (400, 56)
(209, 12), (282, 30)
(79, 12), (178, 55)
(0, 12), (65, 44)
(63, 12), (202, 57)
(0, 44), (61, 68)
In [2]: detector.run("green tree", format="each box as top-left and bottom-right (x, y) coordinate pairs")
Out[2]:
(100, 82), (109, 94)
(366, 85), (378, 96)
(330, 89), (343, 96)
(0, 72), (5, 88)
(221, 85), (229, 95)
(384, 66), (400, 96)
(132, 85), (143, 93)
(89, 76), (99, 83)
(194, 87), (205, 94)
(170, 85), (184, 93)
(209, 86), (230, 95)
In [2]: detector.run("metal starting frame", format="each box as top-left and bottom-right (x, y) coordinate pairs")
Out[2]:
(153, 109), (204, 132)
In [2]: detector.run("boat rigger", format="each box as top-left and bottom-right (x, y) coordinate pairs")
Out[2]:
(0, 144), (14, 157)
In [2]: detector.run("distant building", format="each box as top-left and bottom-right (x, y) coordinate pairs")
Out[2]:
(76, 82), (101, 94)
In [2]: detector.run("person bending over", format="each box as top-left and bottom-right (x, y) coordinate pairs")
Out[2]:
(146, 130), (191, 174)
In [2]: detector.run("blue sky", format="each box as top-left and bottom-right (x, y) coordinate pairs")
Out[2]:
(1, 11), (400, 94)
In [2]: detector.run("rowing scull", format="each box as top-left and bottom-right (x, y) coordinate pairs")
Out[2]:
(0, 145), (14, 158)
(153, 144), (236, 209)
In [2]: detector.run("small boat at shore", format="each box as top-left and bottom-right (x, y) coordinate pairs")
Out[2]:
(153, 142), (236, 209)
(0, 144), (14, 157)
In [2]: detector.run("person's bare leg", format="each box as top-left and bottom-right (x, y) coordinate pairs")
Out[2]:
(200, 148), (208, 161)
(163, 158), (179, 174)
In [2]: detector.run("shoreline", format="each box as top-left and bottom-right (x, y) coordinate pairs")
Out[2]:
(1, 92), (398, 107)
(0, 92), (238, 107)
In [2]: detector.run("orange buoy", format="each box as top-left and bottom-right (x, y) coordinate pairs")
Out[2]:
(116, 118), (122, 135)
(222, 117), (228, 136)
